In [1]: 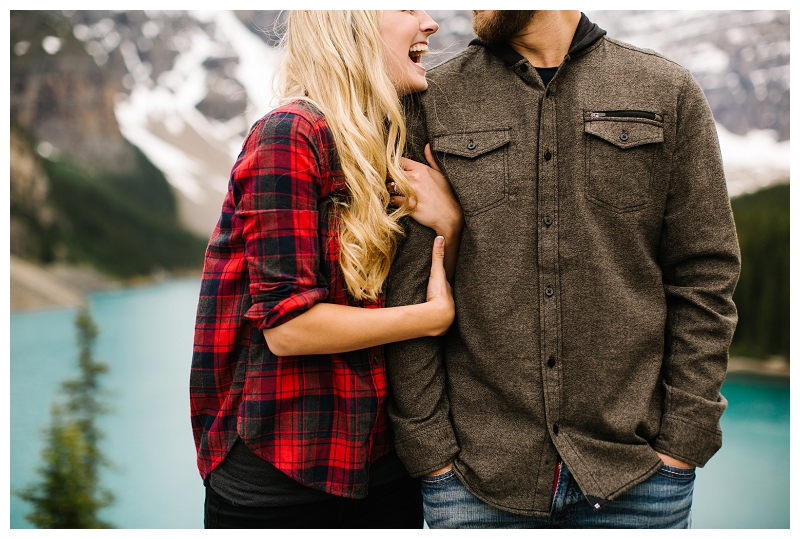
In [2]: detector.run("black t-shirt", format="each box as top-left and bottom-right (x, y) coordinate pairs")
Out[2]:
(208, 438), (410, 506)
(536, 66), (559, 87)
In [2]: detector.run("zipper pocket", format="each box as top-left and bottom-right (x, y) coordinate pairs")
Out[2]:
(590, 110), (657, 120)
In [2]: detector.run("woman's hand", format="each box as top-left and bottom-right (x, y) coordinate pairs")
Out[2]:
(425, 235), (455, 335)
(391, 144), (464, 282)
(263, 235), (454, 356)
(395, 144), (463, 236)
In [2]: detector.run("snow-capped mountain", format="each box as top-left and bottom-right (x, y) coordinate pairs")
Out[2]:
(113, 11), (282, 236)
(11, 10), (790, 238)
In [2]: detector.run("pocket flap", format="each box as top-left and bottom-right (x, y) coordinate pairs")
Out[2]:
(433, 129), (510, 158)
(585, 120), (663, 149)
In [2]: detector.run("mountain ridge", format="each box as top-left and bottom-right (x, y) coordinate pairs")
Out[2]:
(9, 10), (790, 265)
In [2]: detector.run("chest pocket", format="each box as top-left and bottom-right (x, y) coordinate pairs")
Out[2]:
(432, 128), (510, 215)
(584, 112), (663, 212)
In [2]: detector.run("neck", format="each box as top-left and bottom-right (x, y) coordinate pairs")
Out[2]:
(507, 10), (582, 68)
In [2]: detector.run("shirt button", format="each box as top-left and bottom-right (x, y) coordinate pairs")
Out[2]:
(620, 133), (629, 142)
(544, 216), (552, 226)
(520, 64), (529, 72)
(544, 150), (552, 160)
(373, 356), (381, 365)
(545, 286), (554, 297)
(547, 356), (556, 368)
(553, 424), (559, 435)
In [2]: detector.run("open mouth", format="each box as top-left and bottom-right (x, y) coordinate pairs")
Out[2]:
(408, 43), (428, 64)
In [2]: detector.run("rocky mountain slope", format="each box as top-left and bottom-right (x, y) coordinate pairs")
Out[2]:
(10, 9), (790, 263)
(10, 10), (208, 284)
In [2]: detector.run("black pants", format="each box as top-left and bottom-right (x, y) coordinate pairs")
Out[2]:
(204, 474), (423, 529)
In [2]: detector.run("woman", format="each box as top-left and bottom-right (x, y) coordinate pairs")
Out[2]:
(190, 11), (462, 528)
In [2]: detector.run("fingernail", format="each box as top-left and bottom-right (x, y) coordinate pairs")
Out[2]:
(435, 236), (444, 246)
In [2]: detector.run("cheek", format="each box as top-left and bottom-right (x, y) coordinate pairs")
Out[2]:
(385, 47), (408, 81)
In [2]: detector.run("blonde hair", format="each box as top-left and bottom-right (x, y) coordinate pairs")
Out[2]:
(273, 10), (415, 301)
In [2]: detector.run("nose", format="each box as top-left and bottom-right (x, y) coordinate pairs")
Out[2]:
(419, 11), (439, 35)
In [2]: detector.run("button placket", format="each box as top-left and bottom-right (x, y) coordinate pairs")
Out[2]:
(538, 81), (561, 446)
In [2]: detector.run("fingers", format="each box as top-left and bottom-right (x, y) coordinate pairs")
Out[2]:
(430, 235), (446, 278)
(401, 146), (440, 173)
(427, 235), (454, 333)
(386, 180), (405, 207)
(424, 144), (441, 172)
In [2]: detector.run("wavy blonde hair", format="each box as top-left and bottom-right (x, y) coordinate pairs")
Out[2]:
(273, 10), (415, 301)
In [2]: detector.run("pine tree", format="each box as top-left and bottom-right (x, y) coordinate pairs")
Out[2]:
(729, 183), (790, 360)
(16, 307), (115, 528)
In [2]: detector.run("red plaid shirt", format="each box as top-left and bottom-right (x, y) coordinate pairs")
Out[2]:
(190, 101), (391, 499)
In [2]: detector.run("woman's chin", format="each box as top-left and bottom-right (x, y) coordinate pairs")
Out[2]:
(395, 79), (428, 97)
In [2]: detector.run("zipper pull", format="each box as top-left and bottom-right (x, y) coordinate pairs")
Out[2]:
(590, 112), (605, 118)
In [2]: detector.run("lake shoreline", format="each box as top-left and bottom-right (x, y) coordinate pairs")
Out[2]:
(727, 356), (789, 377)
(9, 255), (201, 313)
(11, 264), (788, 379)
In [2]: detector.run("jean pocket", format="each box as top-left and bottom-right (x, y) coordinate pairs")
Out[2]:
(657, 463), (696, 481)
(421, 468), (457, 487)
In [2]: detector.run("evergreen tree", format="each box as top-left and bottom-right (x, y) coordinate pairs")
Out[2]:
(16, 308), (115, 528)
(729, 183), (790, 360)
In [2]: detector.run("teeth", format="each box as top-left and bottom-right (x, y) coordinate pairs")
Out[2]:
(409, 43), (428, 53)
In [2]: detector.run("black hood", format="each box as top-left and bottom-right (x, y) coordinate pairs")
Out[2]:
(469, 12), (607, 67)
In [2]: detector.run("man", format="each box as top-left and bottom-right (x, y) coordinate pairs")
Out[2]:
(385, 10), (740, 528)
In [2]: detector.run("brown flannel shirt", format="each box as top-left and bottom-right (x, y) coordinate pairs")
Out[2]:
(385, 14), (740, 515)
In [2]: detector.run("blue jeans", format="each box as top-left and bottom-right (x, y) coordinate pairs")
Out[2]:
(422, 462), (694, 529)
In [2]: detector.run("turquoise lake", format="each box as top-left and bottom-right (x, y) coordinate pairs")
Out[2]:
(9, 278), (790, 528)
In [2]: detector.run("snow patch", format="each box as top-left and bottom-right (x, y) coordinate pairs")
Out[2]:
(716, 124), (790, 196)
(204, 10), (280, 124)
(114, 12), (253, 207)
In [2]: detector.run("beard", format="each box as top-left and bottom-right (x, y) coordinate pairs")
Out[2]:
(472, 10), (537, 43)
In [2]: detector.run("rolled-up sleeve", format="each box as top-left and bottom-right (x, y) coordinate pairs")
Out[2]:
(234, 112), (330, 330)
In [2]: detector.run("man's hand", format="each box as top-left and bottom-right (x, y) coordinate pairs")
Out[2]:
(656, 451), (693, 468)
(425, 463), (454, 477)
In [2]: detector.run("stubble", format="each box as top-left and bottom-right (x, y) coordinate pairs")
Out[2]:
(472, 10), (537, 43)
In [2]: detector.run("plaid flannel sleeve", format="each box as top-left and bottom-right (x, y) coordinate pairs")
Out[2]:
(236, 111), (331, 330)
